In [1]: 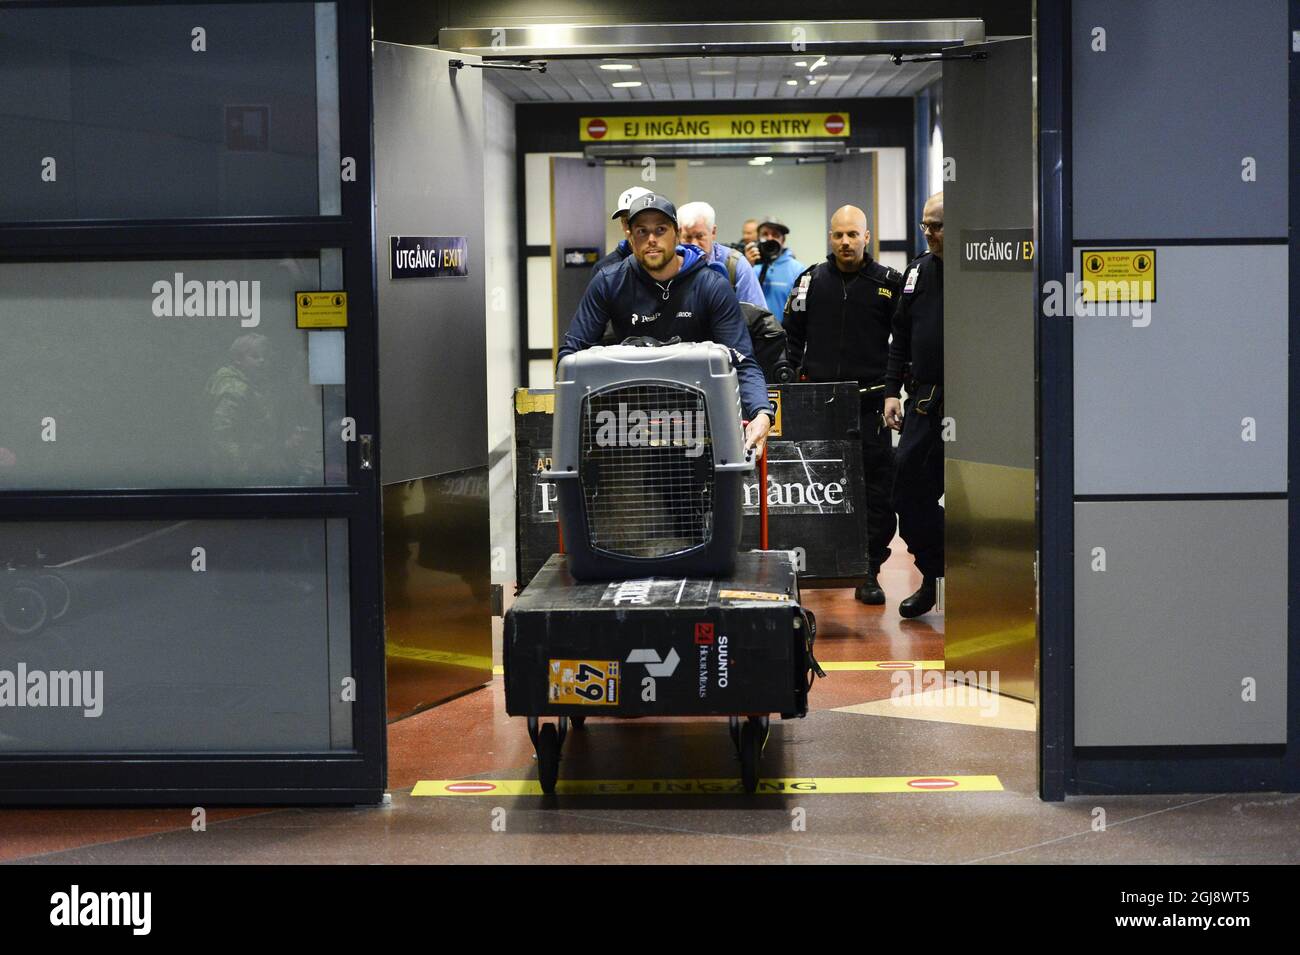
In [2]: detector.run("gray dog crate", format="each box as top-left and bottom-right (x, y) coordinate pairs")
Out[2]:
(546, 341), (754, 580)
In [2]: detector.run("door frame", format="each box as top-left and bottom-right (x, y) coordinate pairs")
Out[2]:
(454, 14), (1064, 796)
(1036, 0), (1300, 798)
(447, 5), (1300, 800)
(0, 0), (385, 805)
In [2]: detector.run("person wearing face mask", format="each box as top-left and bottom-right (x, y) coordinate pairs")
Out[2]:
(782, 205), (903, 605)
(560, 192), (775, 456)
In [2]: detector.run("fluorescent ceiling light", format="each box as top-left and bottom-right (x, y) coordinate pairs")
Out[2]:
(611, 80), (642, 88)
(794, 60), (808, 67)
(809, 55), (828, 71)
(785, 79), (798, 86)
(599, 63), (637, 71)
(697, 69), (732, 76)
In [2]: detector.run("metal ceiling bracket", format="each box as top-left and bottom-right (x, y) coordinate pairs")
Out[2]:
(890, 50), (988, 65)
(448, 58), (548, 72)
(438, 20), (985, 59)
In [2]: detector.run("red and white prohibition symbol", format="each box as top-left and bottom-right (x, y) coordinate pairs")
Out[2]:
(444, 782), (497, 794)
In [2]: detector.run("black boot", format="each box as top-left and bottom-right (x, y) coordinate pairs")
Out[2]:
(899, 577), (938, 619)
(854, 568), (886, 605)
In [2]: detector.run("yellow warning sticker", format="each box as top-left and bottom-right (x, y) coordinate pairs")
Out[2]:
(514, 388), (555, 415)
(1079, 249), (1156, 302)
(718, 589), (788, 602)
(548, 659), (620, 706)
(819, 660), (945, 671)
(295, 290), (348, 328)
(766, 389), (783, 437)
(413, 775), (1004, 796)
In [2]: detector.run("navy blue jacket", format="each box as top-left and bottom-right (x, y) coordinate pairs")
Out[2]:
(589, 238), (631, 283)
(560, 244), (772, 421)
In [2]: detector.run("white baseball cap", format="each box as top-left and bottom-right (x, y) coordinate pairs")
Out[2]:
(611, 186), (653, 219)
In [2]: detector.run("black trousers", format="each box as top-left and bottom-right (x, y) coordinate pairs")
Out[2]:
(891, 392), (945, 579)
(859, 392), (898, 573)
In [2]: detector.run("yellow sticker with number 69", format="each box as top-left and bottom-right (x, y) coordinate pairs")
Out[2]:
(549, 659), (620, 706)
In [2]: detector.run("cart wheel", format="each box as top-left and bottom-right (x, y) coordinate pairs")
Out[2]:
(571, 715), (587, 730)
(37, 573), (71, 621)
(739, 720), (762, 793)
(536, 723), (560, 794)
(1, 583), (48, 637)
(728, 716), (741, 753)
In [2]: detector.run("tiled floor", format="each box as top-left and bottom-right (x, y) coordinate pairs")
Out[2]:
(4, 542), (1299, 864)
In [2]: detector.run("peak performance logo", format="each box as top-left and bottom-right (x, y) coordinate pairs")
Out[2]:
(50, 885), (151, 935)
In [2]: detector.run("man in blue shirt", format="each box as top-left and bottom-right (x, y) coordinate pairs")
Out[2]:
(745, 215), (806, 321)
(677, 200), (765, 307)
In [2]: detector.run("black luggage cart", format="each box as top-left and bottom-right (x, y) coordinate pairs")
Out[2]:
(503, 550), (821, 793)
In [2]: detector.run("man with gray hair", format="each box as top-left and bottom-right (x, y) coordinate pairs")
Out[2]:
(677, 200), (765, 308)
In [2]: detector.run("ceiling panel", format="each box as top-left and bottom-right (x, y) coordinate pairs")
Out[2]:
(483, 54), (941, 103)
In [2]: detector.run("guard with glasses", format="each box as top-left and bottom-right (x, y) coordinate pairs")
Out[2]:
(883, 192), (946, 619)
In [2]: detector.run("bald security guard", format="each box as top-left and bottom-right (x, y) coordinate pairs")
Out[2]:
(783, 205), (903, 604)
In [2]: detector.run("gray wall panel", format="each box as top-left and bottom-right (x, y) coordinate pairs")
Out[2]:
(552, 157), (607, 349)
(1075, 500), (1287, 746)
(944, 37), (1036, 470)
(374, 42), (487, 482)
(824, 152), (873, 255)
(0, 3), (326, 221)
(1073, 244), (1288, 493)
(1072, 0), (1287, 240)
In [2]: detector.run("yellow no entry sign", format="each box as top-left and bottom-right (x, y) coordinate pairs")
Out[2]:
(580, 112), (851, 142)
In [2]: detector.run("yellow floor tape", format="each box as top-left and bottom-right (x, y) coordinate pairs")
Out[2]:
(413, 775), (1003, 796)
(388, 645), (494, 671)
(818, 660), (944, 671)
(489, 661), (942, 677)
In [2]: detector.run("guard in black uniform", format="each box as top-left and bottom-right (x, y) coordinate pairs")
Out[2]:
(883, 192), (944, 618)
(783, 205), (903, 605)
